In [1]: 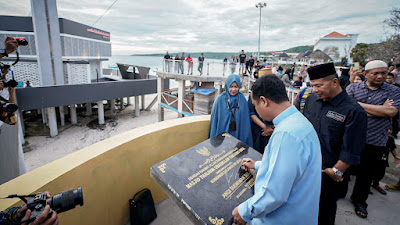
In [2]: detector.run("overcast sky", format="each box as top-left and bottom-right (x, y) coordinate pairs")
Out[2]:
(1, 0), (399, 55)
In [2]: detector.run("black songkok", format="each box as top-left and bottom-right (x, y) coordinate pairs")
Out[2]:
(308, 63), (337, 80)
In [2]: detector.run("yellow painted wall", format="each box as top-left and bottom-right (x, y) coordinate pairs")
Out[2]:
(0, 115), (210, 225)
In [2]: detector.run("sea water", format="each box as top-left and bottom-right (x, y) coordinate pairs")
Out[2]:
(104, 55), (230, 77)
(104, 55), (232, 89)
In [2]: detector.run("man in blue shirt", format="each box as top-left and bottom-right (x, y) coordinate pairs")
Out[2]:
(260, 59), (268, 68)
(232, 75), (322, 225)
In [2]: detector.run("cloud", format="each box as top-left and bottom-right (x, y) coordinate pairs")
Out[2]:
(0, 0), (398, 54)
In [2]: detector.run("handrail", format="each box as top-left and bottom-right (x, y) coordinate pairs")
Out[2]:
(161, 58), (312, 77)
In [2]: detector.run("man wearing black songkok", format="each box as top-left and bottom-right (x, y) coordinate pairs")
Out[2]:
(303, 63), (367, 225)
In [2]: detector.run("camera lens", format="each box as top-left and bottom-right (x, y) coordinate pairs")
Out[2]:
(7, 80), (18, 88)
(17, 39), (28, 46)
(47, 187), (84, 214)
(4, 103), (18, 113)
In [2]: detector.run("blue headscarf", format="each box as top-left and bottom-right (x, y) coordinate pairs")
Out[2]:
(225, 74), (240, 109)
(208, 74), (253, 147)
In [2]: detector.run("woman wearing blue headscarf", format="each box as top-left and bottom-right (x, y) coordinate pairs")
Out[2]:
(208, 74), (253, 147)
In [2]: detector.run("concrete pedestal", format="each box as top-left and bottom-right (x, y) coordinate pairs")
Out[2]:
(86, 103), (93, 116)
(110, 99), (116, 116)
(135, 96), (140, 117)
(70, 105), (77, 124)
(47, 107), (58, 137)
(97, 101), (105, 125)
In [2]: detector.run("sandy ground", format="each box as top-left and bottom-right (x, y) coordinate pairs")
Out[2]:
(23, 94), (178, 171)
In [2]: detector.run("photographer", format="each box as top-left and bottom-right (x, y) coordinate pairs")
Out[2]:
(1, 65), (9, 80)
(0, 192), (59, 225)
(0, 82), (17, 125)
(0, 37), (18, 59)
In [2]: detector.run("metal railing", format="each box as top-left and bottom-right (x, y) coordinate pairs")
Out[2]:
(161, 58), (319, 77)
(162, 59), (240, 77)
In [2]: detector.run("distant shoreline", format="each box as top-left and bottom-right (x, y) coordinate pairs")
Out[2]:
(130, 45), (314, 58)
(131, 52), (246, 59)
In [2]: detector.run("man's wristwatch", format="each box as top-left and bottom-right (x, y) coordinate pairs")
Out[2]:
(332, 167), (343, 177)
(0, 49), (8, 57)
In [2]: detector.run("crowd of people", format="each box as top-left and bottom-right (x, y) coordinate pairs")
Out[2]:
(163, 50), (293, 78)
(163, 51), (198, 75)
(3, 34), (400, 224)
(208, 59), (400, 225)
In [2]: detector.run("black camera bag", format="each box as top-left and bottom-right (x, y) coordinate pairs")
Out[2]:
(129, 188), (157, 225)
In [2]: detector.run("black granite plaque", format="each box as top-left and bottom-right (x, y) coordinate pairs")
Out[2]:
(150, 133), (262, 225)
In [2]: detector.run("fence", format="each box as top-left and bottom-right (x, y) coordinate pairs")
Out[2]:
(161, 58), (308, 77)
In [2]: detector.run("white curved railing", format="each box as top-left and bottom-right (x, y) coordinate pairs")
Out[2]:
(161, 58), (318, 77)
(162, 59), (230, 76)
(161, 59), (305, 105)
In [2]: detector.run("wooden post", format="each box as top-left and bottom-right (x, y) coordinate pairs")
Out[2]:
(59, 106), (65, 126)
(120, 98), (124, 110)
(86, 103), (92, 116)
(141, 95), (145, 110)
(110, 99), (116, 116)
(41, 108), (47, 124)
(177, 79), (185, 118)
(146, 96), (158, 111)
(157, 76), (165, 122)
(215, 82), (223, 101)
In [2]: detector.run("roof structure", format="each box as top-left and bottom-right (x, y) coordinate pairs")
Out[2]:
(308, 49), (332, 61)
(296, 50), (332, 62)
(324, 31), (348, 38)
(296, 50), (312, 59)
(276, 52), (290, 58)
(266, 52), (290, 58)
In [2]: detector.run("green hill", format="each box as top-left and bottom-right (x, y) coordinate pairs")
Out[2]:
(282, 45), (313, 53)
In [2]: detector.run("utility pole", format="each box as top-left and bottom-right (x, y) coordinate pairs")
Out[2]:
(256, 2), (267, 60)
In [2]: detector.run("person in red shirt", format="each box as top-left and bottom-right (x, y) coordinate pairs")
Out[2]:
(186, 54), (193, 75)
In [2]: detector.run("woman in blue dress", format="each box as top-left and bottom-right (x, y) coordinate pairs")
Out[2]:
(208, 74), (253, 147)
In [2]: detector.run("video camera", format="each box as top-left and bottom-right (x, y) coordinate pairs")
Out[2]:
(25, 187), (84, 222)
(0, 88), (18, 124)
(0, 102), (18, 115)
(1, 187), (84, 224)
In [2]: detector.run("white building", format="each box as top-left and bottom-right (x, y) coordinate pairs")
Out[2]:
(313, 31), (358, 64)
(0, 16), (111, 87)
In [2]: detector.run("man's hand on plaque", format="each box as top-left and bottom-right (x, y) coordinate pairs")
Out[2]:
(232, 206), (246, 225)
(241, 158), (255, 172)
